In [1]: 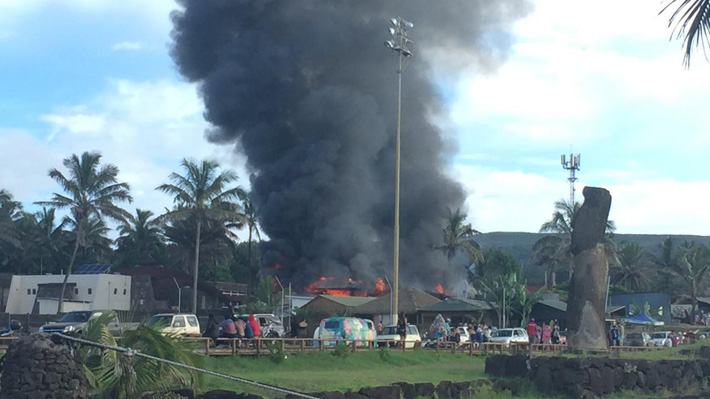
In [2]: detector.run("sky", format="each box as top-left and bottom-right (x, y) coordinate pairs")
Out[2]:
(1, 0), (709, 236)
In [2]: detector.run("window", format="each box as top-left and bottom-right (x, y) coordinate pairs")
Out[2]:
(32, 288), (36, 295)
(88, 288), (93, 295)
(172, 316), (186, 327)
(113, 288), (117, 295)
(27, 289), (31, 295)
(123, 289), (126, 295)
(74, 288), (78, 295)
(186, 316), (198, 327)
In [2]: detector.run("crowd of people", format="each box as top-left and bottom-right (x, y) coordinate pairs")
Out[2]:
(525, 318), (564, 345)
(202, 313), (262, 343)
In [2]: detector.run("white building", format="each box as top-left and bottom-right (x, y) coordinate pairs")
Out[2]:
(5, 273), (131, 314)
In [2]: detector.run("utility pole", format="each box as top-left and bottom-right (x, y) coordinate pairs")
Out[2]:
(384, 16), (414, 325)
(561, 153), (581, 204)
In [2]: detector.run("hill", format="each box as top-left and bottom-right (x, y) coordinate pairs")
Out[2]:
(476, 232), (710, 283)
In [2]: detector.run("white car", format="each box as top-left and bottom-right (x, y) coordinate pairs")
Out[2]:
(650, 331), (673, 347)
(147, 313), (201, 337)
(377, 324), (421, 348)
(488, 328), (529, 347)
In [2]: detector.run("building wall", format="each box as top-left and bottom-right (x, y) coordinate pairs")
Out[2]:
(5, 274), (132, 314)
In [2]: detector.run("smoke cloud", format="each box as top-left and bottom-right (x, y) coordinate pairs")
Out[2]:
(170, 0), (531, 291)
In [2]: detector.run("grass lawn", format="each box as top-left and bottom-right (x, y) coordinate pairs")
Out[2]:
(197, 349), (486, 397)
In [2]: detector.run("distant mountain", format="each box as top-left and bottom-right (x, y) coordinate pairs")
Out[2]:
(476, 232), (710, 283)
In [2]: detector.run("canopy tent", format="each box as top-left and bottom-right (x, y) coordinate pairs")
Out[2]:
(622, 312), (664, 326)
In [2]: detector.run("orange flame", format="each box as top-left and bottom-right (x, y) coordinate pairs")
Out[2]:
(374, 277), (385, 294)
(435, 284), (444, 294)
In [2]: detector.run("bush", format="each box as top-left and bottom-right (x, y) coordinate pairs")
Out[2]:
(332, 342), (350, 358)
(378, 346), (391, 362)
(267, 341), (287, 364)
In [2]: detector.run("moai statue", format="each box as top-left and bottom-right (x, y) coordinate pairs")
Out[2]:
(566, 186), (612, 351)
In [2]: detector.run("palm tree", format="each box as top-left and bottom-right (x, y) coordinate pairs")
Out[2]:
(35, 207), (69, 274)
(115, 209), (165, 268)
(434, 207), (483, 266)
(671, 241), (710, 318)
(532, 199), (616, 287)
(67, 215), (114, 265)
(649, 236), (682, 293)
(241, 195), (261, 288)
(0, 189), (21, 248)
(36, 152), (132, 312)
(81, 313), (199, 399)
(157, 159), (246, 314)
(612, 241), (649, 291)
(662, 0), (710, 67)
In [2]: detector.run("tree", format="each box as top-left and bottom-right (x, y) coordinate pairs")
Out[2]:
(157, 159), (246, 314)
(34, 207), (70, 274)
(241, 194), (261, 289)
(612, 241), (650, 291)
(434, 207), (483, 266)
(476, 248), (521, 280)
(671, 242), (710, 319)
(115, 209), (166, 268)
(662, 0), (710, 67)
(532, 199), (616, 287)
(36, 152), (132, 313)
(81, 313), (199, 399)
(511, 281), (543, 328)
(478, 273), (517, 328)
(0, 189), (21, 249)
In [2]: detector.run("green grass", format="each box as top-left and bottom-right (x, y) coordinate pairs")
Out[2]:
(197, 349), (486, 396)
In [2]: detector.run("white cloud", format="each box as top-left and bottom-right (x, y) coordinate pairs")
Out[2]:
(112, 41), (142, 51)
(1, 79), (248, 224)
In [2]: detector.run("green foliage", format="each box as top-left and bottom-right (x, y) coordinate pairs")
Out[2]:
(434, 207), (483, 266)
(266, 341), (286, 364)
(477, 248), (522, 279)
(378, 346), (391, 362)
(332, 342), (350, 358)
(82, 313), (200, 399)
(140, 392), (187, 399)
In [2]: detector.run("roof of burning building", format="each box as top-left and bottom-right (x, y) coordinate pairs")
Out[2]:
(354, 287), (440, 315)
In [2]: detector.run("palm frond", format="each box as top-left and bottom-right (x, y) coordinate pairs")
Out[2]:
(662, 0), (710, 67)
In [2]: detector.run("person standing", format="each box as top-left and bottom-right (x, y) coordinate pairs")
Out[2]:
(526, 318), (537, 345)
(542, 322), (551, 347)
(203, 314), (221, 344)
(397, 312), (407, 347)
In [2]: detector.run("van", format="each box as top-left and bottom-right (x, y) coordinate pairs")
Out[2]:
(147, 313), (201, 337)
(317, 317), (376, 346)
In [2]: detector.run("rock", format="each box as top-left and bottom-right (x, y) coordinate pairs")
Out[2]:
(199, 391), (241, 399)
(566, 187), (612, 352)
(315, 392), (345, 399)
(392, 383), (415, 399)
(359, 385), (401, 399)
(413, 383), (435, 398)
(174, 389), (196, 399)
(344, 391), (370, 399)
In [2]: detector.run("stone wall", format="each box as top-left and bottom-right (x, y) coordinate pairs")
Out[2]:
(485, 354), (710, 398)
(0, 334), (89, 399)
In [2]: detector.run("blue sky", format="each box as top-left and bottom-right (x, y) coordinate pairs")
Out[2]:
(1, 0), (710, 235)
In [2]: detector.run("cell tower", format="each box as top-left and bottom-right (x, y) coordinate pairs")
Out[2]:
(561, 153), (580, 204)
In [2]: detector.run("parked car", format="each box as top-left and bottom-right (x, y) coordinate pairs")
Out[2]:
(39, 310), (122, 336)
(377, 324), (421, 348)
(650, 331), (673, 347)
(317, 317), (375, 346)
(147, 313), (201, 337)
(488, 328), (529, 347)
(238, 313), (285, 337)
(624, 331), (652, 347)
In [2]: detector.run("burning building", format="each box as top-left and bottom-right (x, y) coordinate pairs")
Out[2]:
(170, 1), (530, 292)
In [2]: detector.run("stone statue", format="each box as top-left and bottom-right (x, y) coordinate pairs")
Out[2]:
(566, 186), (612, 351)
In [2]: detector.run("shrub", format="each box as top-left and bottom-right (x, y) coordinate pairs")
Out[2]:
(378, 346), (391, 362)
(267, 341), (287, 364)
(332, 342), (350, 358)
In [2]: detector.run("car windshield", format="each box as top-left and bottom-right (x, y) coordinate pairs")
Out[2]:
(651, 333), (667, 339)
(58, 311), (91, 323)
(493, 330), (512, 337)
(147, 315), (173, 326)
(382, 326), (398, 335)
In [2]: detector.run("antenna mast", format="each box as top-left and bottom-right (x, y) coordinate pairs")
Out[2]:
(561, 153), (581, 203)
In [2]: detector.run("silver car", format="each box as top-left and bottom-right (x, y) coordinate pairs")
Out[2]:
(39, 310), (122, 335)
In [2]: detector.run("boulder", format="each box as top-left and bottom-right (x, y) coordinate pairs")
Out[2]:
(413, 383), (435, 398)
(391, 383), (415, 399)
(359, 385), (401, 399)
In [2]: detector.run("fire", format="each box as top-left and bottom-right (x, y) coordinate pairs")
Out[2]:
(435, 284), (444, 294)
(374, 277), (385, 294)
(323, 289), (355, 296)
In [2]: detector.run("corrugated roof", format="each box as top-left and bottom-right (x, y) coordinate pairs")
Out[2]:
(318, 295), (376, 307)
(536, 300), (628, 315)
(353, 287), (441, 314)
(420, 297), (492, 312)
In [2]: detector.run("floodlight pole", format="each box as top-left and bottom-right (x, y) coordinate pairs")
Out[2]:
(384, 17), (413, 325)
(274, 276), (285, 328)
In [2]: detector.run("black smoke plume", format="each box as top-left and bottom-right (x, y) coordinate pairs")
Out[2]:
(170, 0), (530, 292)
